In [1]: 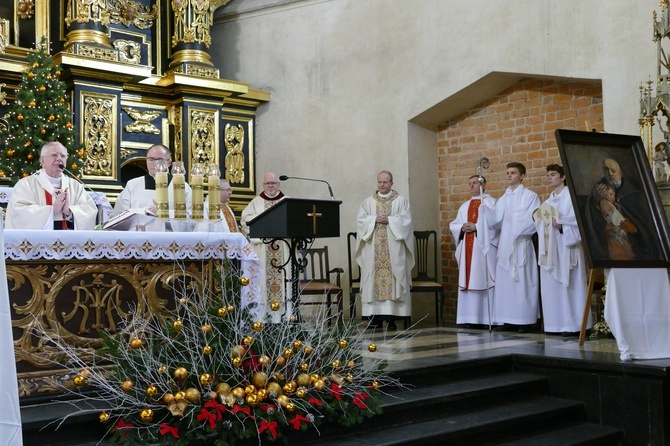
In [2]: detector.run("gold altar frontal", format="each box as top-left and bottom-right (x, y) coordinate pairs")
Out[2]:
(4, 230), (261, 401)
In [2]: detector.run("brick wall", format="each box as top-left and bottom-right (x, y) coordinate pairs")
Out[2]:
(438, 78), (604, 323)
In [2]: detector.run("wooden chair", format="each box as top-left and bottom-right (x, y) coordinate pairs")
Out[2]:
(346, 231), (361, 319)
(299, 246), (344, 325)
(409, 230), (446, 327)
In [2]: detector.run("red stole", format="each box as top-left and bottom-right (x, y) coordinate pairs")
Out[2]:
(464, 199), (480, 290)
(45, 190), (68, 230)
(220, 204), (238, 232)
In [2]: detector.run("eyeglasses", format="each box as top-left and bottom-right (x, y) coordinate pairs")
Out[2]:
(147, 157), (170, 163)
(263, 182), (279, 186)
(43, 153), (67, 160)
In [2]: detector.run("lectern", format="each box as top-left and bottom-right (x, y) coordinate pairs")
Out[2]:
(247, 198), (342, 320)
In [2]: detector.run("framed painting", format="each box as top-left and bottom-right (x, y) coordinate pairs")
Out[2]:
(554, 129), (670, 268)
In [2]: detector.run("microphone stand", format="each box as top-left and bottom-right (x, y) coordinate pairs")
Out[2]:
(59, 164), (103, 227)
(477, 157), (492, 332)
(279, 175), (335, 200)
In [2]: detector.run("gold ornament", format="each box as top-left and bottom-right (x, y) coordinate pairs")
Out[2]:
(296, 373), (311, 387)
(331, 360), (342, 368)
(202, 324), (212, 334)
(172, 319), (183, 331)
(296, 387), (307, 398)
(347, 360), (356, 368)
(27, 72), (34, 79)
(251, 371), (268, 389)
(285, 402), (296, 412)
(276, 394), (289, 407)
(293, 340), (303, 350)
(257, 388), (268, 401)
(184, 388), (201, 403)
(313, 379), (326, 391)
(203, 345), (213, 355)
(129, 338), (143, 349)
(273, 372), (285, 382)
(39, 86), (45, 92)
(199, 373), (213, 386)
(270, 300), (280, 311)
(70, 163), (78, 170)
(304, 346), (314, 356)
(252, 321), (263, 332)
(266, 382), (282, 397)
(25, 141), (31, 147)
(215, 383), (231, 395)
(231, 345), (245, 358)
(246, 393), (260, 407)
(16, 115), (22, 121)
(22, 172), (29, 177)
(300, 363), (309, 372)
(244, 384), (256, 395)
(232, 357), (243, 367)
(258, 355), (271, 367)
(163, 393), (175, 404)
(80, 369), (91, 377)
(243, 336), (254, 346)
(121, 380), (133, 393)
(26, 153), (33, 160)
(46, 75), (52, 80)
(29, 101), (35, 107)
(276, 356), (286, 367)
(48, 115), (55, 121)
(60, 98), (65, 103)
(310, 373), (320, 383)
(139, 408), (154, 422)
(283, 348), (294, 359)
(338, 339), (348, 349)
(368, 343), (377, 352)
(347, 374), (355, 382)
(158, 364), (168, 374)
(99, 411), (110, 423)
(227, 305), (235, 313)
(32, 62), (38, 68)
(174, 391), (186, 401)
(239, 276), (250, 286)
(146, 385), (158, 397)
(66, 122), (73, 129)
(371, 380), (379, 389)
(77, 150), (84, 157)
(40, 129), (46, 135)
(55, 70), (61, 76)
(173, 367), (188, 380)
(0, 172), (4, 177)
(217, 307), (228, 317)
(232, 387), (245, 399)
(290, 315), (297, 323)
(73, 374), (87, 387)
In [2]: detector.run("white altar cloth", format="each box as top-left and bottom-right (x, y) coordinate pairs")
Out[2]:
(0, 186), (112, 222)
(604, 268), (670, 361)
(3, 230), (262, 318)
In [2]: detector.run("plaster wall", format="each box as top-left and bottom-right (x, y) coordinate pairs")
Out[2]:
(211, 0), (660, 321)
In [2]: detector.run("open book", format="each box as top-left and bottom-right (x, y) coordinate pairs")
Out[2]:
(103, 208), (157, 231)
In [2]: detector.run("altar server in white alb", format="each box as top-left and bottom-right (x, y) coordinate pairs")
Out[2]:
(534, 164), (590, 336)
(450, 175), (499, 326)
(480, 162), (540, 333)
(356, 170), (415, 331)
(111, 144), (192, 218)
(5, 141), (97, 230)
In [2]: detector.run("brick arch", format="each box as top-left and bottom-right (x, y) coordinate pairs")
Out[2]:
(438, 78), (604, 323)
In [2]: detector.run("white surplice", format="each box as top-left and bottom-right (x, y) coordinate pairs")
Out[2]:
(535, 187), (591, 333)
(111, 175), (193, 219)
(5, 169), (97, 230)
(449, 194), (499, 325)
(355, 191), (415, 318)
(482, 184), (540, 325)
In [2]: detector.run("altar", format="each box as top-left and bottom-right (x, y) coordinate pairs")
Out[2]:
(4, 230), (261, 399)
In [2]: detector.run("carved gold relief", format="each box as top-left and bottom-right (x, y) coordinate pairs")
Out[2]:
(168, 105), (183, 161)
(109, 0), (158, 29)
(17, 0), (35, 19)
(113, 39), (141, 64)
(82, 93), (116, 177)
(185, 64), (220, 79)
(123, 107), (161, 134)
(224, 123), (245, 184)
(0, 83), (7, 106)
(76, 44), (118, 60)
(190, 108), (217, 166)
(120, 148), (137, 159)
(0, 19), (8, 53)
(65, 0), (111, 27)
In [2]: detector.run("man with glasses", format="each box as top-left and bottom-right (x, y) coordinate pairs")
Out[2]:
(242, 172), (287, 314)
(111, 144), (192, 219)
(5, 141), (97, 230)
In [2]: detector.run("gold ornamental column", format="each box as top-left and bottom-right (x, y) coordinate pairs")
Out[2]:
(63, 0), (118, 59)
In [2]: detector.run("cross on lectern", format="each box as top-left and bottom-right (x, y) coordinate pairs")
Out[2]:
(306, 205), (323, 235)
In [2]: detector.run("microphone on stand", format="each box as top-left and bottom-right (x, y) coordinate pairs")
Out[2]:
(58, 163), (104, 226)
(279, 175), (335, 200)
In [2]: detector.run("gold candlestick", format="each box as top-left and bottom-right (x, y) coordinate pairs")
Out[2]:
(155, 160), (169, 219)
(207, 164), (221, 220)
(191, 163), (204, 220)
(172, 161), (186, 219)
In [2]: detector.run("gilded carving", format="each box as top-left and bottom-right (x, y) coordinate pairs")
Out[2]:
(171, 0), (214, 48)
(65, 0), (111, 27)
(83, 96), (115, 176)
(76, 44), (119, 61)
(0, 19), (8, 53)
(190, 109), (216, 165)
(17, 0), (35, 20)
(109, 0), (158, 29)
(0, 83), (7, 106)
(123, 107), (161, 134)
(113, 39), (141, 64)
(185, 64), (219, 79)
(168, 105), (183, 161)
(120, 148), (137, 159)
(224, 123), (245, 183)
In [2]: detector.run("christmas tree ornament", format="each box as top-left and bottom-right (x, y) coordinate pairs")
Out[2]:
(296, 373), (310, 387)
(252, 321), (262, 332)
(201, 324), (212, 334)
(25, 141), (31, 147)
(174, 391), (186, 401)
(313, 379), (326, 391)
(303, 346), (314, 356)
(243, 335), (253, 346)
(16, 115), (22, 121)
(73, 374), (87, 387)
(231, 345), (245, 358)
(172, 319), (183, 331)
(66, 122), (73, 129)
(331, 359), (342, 368)
(99, 412), (110, 423)
(217, 307), (227, 317)
(60, 98), (65, 103)
(129, 338), (143, 349)
(300, 363), (309, 372)
(251, 371), (268, 388)
(48, 114), (55, 121)
(282, 348), (293, 358)
(32, 62), (39, 68)
(162, 393), (174, 404)
(146, 385), (158, 397)
(296, 387), (307, 398)
(244, 384), (256, 395)
(29, 101), (35, 107)
(246, 393), (260, 407)
(258, 355), (271, 366)
(232, 357), (243, 367)
(173, 367), (188, 380)
(46, 75), (52, 80)
(158, 364), (168, 374)
(77, 150), (84, 157)
(214, 382), (231, 395)
(368, 343), (377, 352)
(285, 402), (295, 412)
(203, 345), (212, 355)
(139, 408), (154, 422)
(292, 340), (303, 350)
(199, 373), (213, 386)
(270, 300), (280, 311)
(276, 356), (286, 367)
(227, 305), (234, 313)
(55, 70), (61, 76)
(338, 339), (348, 349)
(371, 380), (379, 389)
(347, 360), (356, 367)
(276, 394), (289, 407)
(239, 276), (250, 286)
(70, 163), (77, 170)
(266, 382), (282, 397)
(121, 380), (133, 393)
(26, 153), (33, 160)
(40, 129), (46, 134)
(22, 172), (28, 177)
(39, 86), (45, 92)
(232, 387), (245, 399)
(27, 72), (34, 79)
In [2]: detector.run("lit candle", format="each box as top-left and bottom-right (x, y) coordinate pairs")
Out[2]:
(172, 161), (186, 219)
(207, 164), (220, 220)
(191, 163), (204, 220)
(155, 160), (169, 219)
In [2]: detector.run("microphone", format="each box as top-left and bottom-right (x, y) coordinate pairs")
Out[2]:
(59, 163), (104, 226)
(279, 175), (335, 200)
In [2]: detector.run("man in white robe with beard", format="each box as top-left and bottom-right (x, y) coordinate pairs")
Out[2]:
(5, 141), (97, 230)
(534, 164), (591, 336)
(356, 171), (414, 331)
(481, 162), (540, 333)
(450, 175), (499, 327)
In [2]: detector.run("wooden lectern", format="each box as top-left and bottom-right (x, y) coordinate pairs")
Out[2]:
(247, 198), (342, 321)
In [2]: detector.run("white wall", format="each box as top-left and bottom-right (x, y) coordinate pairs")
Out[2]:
(211, 0), (660, 320)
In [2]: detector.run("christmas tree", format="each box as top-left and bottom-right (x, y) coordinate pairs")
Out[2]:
(0, 37), (84, 184)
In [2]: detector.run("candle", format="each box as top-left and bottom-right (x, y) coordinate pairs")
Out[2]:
(191, 163), (204, 220)
(207, 164), (221, 220)
(172, 161), (186, 219)
(155, 172), (169, 219)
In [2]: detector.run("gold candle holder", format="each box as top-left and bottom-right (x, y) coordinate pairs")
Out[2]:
(172, 161), (186, 219)
(191, 163), (204, 220)
(207, 164), (221, 220)
(155, 160), (169, 219)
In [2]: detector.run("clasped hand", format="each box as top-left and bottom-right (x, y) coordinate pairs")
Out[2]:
(53, 190), (70, 216)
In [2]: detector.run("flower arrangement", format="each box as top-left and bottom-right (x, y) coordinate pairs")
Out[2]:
(46, 260), (400, 445)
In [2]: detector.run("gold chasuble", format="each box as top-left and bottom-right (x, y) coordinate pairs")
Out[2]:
(220, 204), (238, 232)
(373, 191), (399, 301)
(261, 191), (285, 302)
(463, 198), (480, 290)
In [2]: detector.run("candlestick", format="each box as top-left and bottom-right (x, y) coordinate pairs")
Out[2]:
(155, 160), (169, 219)
(191, 163), (204, 220)
(172, 161), (186, 219)
(207, 164), (221, 220)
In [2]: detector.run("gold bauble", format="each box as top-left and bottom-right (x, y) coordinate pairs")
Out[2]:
(129, 338), (143, 349)
(243, 336), (254, 346)
(232, 357), (243, 367)
(338, 339), (348, 349)
(257, 388), (268, 401)
(371, 380), (379, 389)
(46, 75), (52, 80)
(199, 373), (213, 386)
(25, 141), (31, 147)
(239, 276), (250, 286)
(158, 364), (168, 374)
(227, 305), (235, 313)
(27, 72), (34, 79)
(0, 171), (4, 177)
(313, 379), (326, 391)
(60, 98), (65, 103)
(232, 387), (245, 399)
(66, 122), (73, 129)
(139, 408), (154, 423)
(99, 411), (110, 423)
(347, 374), (355, 382)
(173, 367), (188, 380)
(73, 374), (87, 387)
(203, 345), (213, 355)
(32, 62), (39, 68)
(296, 387), (307, 398)
(244, 384), (256, 395)
(310, 373), (320, 383)
(214, 383), (231, 395)
(163, 393), (175, 404)
(40, 129), (46, 135)
(258, 355), (271, 367)
(174, 391), (186, 401)
(29, 101), (35, 107)
(272, 372), (285, 382)
(217, 307), (228, 317)
(231, 345), (245, 358)
(276, 356), (286, 367)
(304, 346), (314, 356)
(283, 348), (294, 359)
(172, 319), (183, 331)
(290, 315), (297, 323)
(179, 297), (187, 304)
(48, 115), (55, 121)
(252, 321), (263, 332)
(202, 324), (212, 334)
(296, 373), (311, 387)
(300, 363), (309, 372)
(270, 300), (280, 311)
(283, 381), (296, 394)
(184, 388), (201, 403)
(121, 380), (133, 393)
(285, 402), (296, 412)
(39, 86), (45, 92)
(22, 172), (29, 177)
(77, 150), (84, 157)
(16, 115), (22, 121)
(368, 343), (377, 352)
(331, 360), (342, 368)
(71, 163), (78, 170)
(246, 393), (260, 407)
(347, 360), (356, 368)
(293, 340), (303, 350)
(266, 382), (282, 397)
(251, 371), (268, 389)
(55, 70), (61, 76)
(80, 369), (91, 377)
(276, 394), (289, 407)
(146, 385), (158, 397)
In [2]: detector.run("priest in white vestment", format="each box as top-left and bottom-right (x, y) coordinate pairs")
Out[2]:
(356, 171), (414, 331)
(534, 164), (590, 335)
(241, 172), (288, 320)
(5, 141), (97, 230)
(481, 162), (540, 332)
(110, 144), (192, 219)
(449, 175), (499, 326)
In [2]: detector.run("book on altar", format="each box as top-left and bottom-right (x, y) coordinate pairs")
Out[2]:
(103, 208), (157, 231)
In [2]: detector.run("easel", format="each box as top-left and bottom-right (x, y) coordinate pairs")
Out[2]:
(579, 268), (605, 345)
